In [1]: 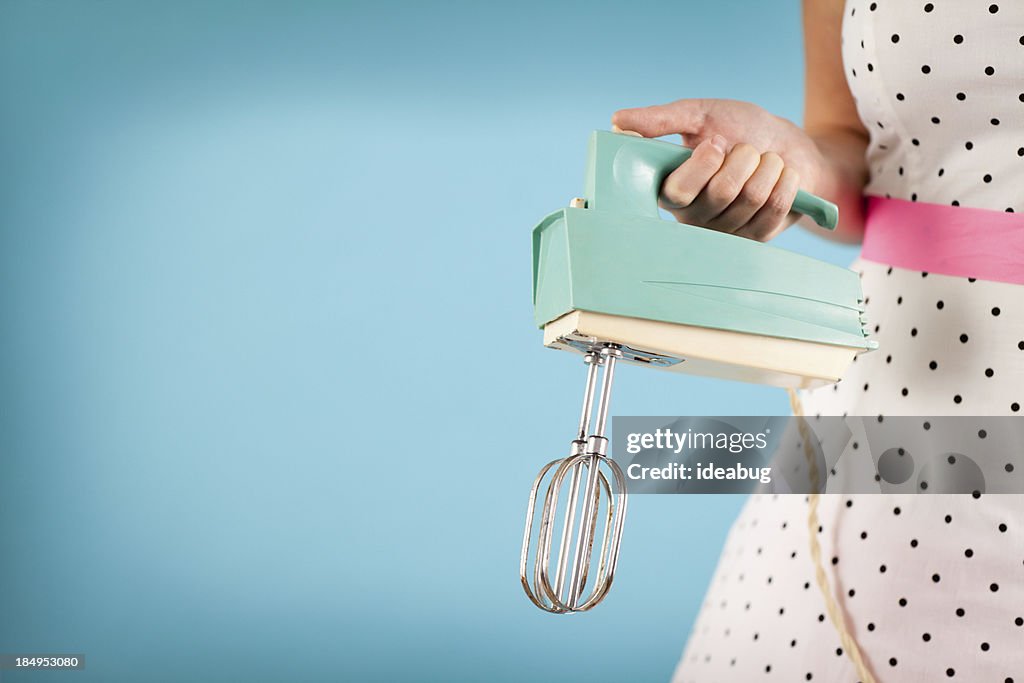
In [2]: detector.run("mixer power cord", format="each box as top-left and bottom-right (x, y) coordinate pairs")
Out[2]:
(787, 389), (878, 683)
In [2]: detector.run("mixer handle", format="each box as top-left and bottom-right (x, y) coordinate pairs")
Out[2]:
(583, 130), (838, 230)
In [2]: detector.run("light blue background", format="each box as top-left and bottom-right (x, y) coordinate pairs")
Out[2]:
(0, 2), (858, 681)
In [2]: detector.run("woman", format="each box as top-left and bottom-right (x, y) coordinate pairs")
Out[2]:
(613, 1), (1024, 681)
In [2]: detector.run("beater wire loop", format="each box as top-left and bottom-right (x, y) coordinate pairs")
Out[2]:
(521, 346), (628, 613)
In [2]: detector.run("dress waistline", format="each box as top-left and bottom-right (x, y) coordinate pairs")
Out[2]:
(860, 196), (1024, 285)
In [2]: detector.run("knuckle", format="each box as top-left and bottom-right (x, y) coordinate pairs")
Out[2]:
(766, 170), (800, 214)
(766, 190), (794, 216)
(667, 191), (697, 209)
(663, 180), (697, 208)
(739, 182), (772, 208)
(706, 176), (741, 204)
(780, 166), (801, 190)
(694, 141), (726, 166)
(761, 151), (784, 167)
(732, 143), (760, 163)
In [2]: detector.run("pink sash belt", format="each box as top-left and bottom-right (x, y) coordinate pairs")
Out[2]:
(860, 196), (1024, 285)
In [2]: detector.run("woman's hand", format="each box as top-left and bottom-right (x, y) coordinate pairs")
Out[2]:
(612, 99), (830, 241)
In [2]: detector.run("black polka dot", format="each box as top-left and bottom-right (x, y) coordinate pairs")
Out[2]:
(953, 34), (963, 44)
(985, 66), (995, 75)
(955, 92), (965, 101)
(891, 33), (900, 43)
(992, 307), (1001, 316)
(989, 3), (999, 12)
(922, 64), (932, 74)
(896, 92), (905, 101)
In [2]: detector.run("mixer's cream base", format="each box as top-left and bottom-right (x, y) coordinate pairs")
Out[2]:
(544, 310), (868, 390)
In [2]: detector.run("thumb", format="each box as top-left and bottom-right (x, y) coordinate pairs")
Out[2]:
(611, 99), (710, 138)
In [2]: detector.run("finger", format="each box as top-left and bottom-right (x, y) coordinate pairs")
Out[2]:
(676, 143), (761, 227)
(706, 152), (785, 230)
(611, 99), (710, 139)
(736, 166), (801, 241)
(659, 135), (728, 214)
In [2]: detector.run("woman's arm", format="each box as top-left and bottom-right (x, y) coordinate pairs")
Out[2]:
(801, 0), (870, 243)
(611, 0), (869, 244)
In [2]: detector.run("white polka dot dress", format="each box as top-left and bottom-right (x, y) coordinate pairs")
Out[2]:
(672, 1), (1024, 681)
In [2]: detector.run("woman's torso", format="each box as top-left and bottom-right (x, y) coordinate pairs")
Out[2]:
(841, 0), (1024, 213)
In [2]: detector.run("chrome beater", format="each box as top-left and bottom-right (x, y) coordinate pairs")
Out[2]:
(520, 345), (629, 613)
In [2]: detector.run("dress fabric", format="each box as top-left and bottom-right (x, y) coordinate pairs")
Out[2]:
(671, 1), (1024, 681)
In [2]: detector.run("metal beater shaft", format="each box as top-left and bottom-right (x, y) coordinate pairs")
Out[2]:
(521, 345), (629, 613)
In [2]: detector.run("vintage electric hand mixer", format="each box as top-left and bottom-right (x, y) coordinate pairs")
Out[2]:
(521, 131), (875, 614)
